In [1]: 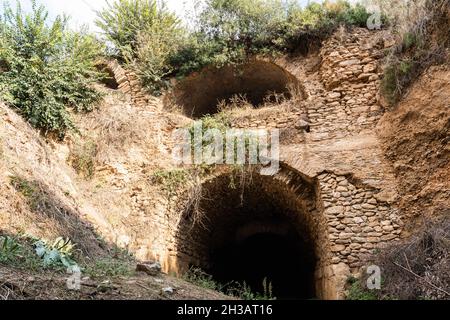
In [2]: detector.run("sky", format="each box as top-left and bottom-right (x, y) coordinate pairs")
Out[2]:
(10, 0), (316, 33)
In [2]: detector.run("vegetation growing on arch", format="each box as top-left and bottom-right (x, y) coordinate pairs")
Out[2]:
(96, 0), (185, 95)
(0, 0), (105, 139)
(170, 0), (372, 76)
(96, 0), (372, 95)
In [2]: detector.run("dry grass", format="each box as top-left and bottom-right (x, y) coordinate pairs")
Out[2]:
(68, 138), (98, 179)
(8, 176), (104, 257)
(363, 216), (450, 300)
(378, 0), (449, 104)
(182, 174), (206, 229)
(218, 86), (305, 121)
(150, 167), (208, 229)
(367, 0), (428, 34)
(87, 105), (149, 165)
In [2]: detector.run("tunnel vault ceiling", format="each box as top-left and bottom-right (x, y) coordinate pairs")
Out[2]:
(167, 60), (305, 118)
(173, 168), (330, 299)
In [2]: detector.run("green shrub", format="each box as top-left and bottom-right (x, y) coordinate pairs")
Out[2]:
(0, 234), (77, 271)
(184, 266), (221, 291)
(0, 235), (21, 263)
(168, 33), (244, 78)
(0, 0), (104, 138)
(381, 58), (415, 104)
(346, 277), (378, 300)
(96, 0), (185, 94)
(99, 0), (372, 91)
(402, 32), (419, 50)
(96, 0), (180, 60)
(151, 169), (190, 196)
(0, 235), (42, 270)
(173, 0), (372, 77)
(84, 257), (134, 278)
(197, 0), (286, 54)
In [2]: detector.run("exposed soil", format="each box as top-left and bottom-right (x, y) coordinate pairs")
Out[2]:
(377, 64), (450, 230)
(0, 265), (229, 300)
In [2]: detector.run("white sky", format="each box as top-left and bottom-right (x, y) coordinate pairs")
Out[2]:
(10, 0), (317, 33)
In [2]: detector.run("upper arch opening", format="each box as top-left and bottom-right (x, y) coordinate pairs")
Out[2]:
(167, 60), (305, 119)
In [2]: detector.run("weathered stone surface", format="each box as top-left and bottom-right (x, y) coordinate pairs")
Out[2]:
(339, 59), (361, 67)
(332, 245), (346, 252)
(326, 206), (345, 215)
(136, 261), (162, 276)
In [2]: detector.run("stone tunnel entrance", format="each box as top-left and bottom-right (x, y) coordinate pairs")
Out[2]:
(167, 60), (304, 118)
(174, 168), (330, 299)
(211, 222), (316, 299)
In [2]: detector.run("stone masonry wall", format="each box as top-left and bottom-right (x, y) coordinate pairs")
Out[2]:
(318, 172), (402, 269)
(106, 28), (402, 299)
(107, 60), (153, 108)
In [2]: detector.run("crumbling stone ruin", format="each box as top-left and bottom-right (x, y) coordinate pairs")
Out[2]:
(118, 28), (404, 299)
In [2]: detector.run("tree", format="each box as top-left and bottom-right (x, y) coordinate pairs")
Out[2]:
(0, 0), (104, 138)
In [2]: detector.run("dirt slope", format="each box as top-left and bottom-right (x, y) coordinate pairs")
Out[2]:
(377, 64), (450, 229)
(0, 90), (225, 300)
(0, 265), (228, 300)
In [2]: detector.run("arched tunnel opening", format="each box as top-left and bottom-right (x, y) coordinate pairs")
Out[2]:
(167, 60), (304, 119)
(175, 169), (325, 300)
(211, 223), (316, 299)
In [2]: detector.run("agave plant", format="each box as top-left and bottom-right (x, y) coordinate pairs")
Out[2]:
(34, 237), (78, 270)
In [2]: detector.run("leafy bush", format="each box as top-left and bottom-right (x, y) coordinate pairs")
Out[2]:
(96, 0), (180, 60)
(151, 169), (190, 196)
(0, 235), (42, 270)
(327, 1), (371, 27)
(198, 0), (286, 55)
(98, 0), (372, 93)
(167, 33), (232, 78)
(96, 0), (185, 94)
(184, 266), (221, 291)
(0, 234), (79, 271)
(0, 0), (104, 138)
(192, 0), (370, 61)
(346, 277), (378, 300)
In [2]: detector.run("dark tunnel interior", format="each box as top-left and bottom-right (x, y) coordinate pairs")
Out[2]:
(210, 226), (317, 300)
(176, 171), (320, 300)
(168, 61), (304, 119)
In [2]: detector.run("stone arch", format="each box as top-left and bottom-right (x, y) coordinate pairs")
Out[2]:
(96, 62), (120, 89)
(170, 166), (332, 299)
(166, 60), (305, 119)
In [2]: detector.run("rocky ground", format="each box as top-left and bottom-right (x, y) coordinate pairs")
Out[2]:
(0, 265), (228, 300)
